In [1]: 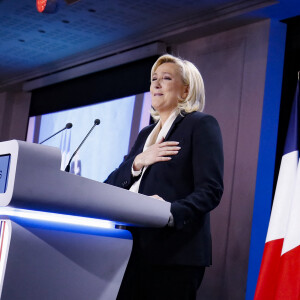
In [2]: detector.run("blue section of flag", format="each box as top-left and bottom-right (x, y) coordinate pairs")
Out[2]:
(283, 80), (300, 155)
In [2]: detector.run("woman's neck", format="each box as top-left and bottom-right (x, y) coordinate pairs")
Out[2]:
(159, 109), (176, 127)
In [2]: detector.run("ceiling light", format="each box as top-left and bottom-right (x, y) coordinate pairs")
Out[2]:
(36, 0), (58, 13)
(36, 0), (80, 13)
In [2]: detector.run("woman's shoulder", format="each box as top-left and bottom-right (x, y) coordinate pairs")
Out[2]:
(138, 123), (156, 137)
(184, 112), (222, 140)
(184, 111), (219, 125)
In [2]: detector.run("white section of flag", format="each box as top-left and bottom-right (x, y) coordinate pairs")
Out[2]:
(266, 150), (298, 243)
(281, 156), (300, 255)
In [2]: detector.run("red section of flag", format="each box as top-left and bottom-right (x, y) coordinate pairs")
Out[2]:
(274, 245), (300, 299)
(254, 238), (284, 300)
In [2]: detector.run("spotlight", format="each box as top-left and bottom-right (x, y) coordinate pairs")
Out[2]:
(36, 0), (58, 13)
(36, 0), (80, 13)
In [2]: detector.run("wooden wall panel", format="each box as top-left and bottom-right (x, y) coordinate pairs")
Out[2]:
(0, 92), (31, 142)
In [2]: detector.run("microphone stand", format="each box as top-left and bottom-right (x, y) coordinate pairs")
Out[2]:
(39, 123), (72, 144)
(65, 119), (100, 172)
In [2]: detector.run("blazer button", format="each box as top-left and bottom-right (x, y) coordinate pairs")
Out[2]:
(122, 180), (128, 187)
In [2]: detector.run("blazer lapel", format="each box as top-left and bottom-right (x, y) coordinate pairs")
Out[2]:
(164, 113), (185, 141)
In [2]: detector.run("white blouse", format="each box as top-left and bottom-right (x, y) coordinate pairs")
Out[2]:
(129, 110), (179, 193)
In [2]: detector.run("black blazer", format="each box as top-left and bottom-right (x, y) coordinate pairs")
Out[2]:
(105, 111), (224, 266)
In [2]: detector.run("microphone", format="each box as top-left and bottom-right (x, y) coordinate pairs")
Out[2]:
(65, 119), (100, 172)
(39, 123), (73, 144)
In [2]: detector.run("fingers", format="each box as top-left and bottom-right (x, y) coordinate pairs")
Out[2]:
(157, 156), (172, 162)
(156, 141), (181, 160)
(158, 144), (181, 158)
(160, 146), (181, 151)
(158, 150), (179, 157)
(138, 140), (181, 168)
(158, 141), (179, 147)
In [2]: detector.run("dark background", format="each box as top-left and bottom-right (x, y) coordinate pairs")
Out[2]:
(30, 55), (158, 116)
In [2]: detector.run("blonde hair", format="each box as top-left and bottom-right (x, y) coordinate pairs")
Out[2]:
(150, 54), (205, 121)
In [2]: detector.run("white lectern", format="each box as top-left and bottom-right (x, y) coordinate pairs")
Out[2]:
(0, 140), (171, 300)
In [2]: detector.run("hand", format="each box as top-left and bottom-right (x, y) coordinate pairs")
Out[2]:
(133, 137), (180, 171)
(151, 195), (165, 201)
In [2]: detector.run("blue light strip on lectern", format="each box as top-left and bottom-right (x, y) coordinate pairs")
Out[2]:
(0, 207), (115, 229)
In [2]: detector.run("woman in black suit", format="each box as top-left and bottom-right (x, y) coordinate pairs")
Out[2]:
(105, 54), (224, 300)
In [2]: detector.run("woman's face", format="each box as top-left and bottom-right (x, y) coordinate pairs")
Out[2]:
(150, 62), (188, 117)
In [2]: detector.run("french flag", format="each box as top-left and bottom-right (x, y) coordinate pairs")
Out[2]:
(255, 79), (300, 299)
